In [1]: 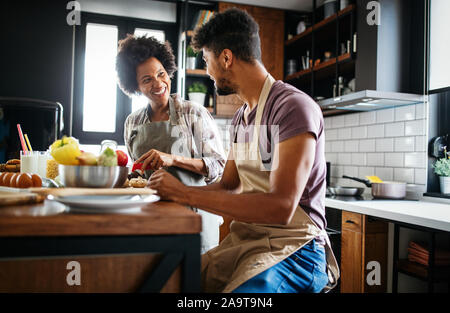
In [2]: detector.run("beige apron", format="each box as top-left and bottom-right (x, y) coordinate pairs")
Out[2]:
(201, 75), (340, 293)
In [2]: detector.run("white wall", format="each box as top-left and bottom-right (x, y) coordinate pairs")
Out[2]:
(78, 0), (177, 22)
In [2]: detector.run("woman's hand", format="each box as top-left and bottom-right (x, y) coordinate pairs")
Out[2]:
(136, 149), (175, 171)
(148, 169), (187, 203)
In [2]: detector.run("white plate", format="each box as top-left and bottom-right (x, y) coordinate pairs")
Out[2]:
(51, 194), (160, 213)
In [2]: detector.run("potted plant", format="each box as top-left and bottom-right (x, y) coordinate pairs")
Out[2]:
(432, 148), (450, 194)
(186, 45), (197, 70)
(187, 82), (207, 106)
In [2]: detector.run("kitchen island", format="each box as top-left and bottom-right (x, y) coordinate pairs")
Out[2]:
(0, 199), (202, 292)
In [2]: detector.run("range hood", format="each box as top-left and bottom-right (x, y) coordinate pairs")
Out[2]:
(318, 90), (427, 112)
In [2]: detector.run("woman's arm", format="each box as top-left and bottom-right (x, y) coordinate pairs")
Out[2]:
(189, 106), (227, 183)
(172, 155), (207, 176)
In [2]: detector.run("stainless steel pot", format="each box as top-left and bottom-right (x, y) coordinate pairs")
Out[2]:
(342, 175), (406, 199)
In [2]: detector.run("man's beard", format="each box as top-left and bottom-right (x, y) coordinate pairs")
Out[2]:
(215, 79), (236, 96)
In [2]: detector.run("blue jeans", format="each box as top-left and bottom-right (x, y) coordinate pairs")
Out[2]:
(232, 240), (329, 293)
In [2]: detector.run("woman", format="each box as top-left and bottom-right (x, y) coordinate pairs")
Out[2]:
(116, 35), (226, 253)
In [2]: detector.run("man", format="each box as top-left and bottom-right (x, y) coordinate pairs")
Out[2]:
(148, 8), (339, 293)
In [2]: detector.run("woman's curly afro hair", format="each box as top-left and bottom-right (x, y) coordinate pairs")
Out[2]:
(191, 8), (261, 63)
(116, 35), (177, 97)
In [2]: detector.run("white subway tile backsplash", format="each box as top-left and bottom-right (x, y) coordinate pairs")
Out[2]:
(405, 120), (426, 136)
(343, 166), (359, 178)
(324, 117), (333, 129)
(338, 153), (352, 165)
(332, 141), (345, 153)
(359, 139), (376, 152)
(415, 103), (426, 120)
(323, 106), (428, 195)
(404, 152), (426, 168)
(415, 169), (427, 185)
(331, 165), (344, 178)
(375, 167), (394, 181)
(385, 153), (404, 167)
(326, 129), (338, 141)
(376, 138), (394, 152)
(367, 153), (385, 166)
(376, 108), (395, 123)
(325, 153), (337, 164)
(351, 153), (367, 166)
(332, 115), (345, 128)
(394, 137), (415, 152)
(338, 128), (352, 140)
(395, 105), (416, 122)
(368, 124), (385, 138)
(359, 111), (376, 125)
(415, 136), (427, 152)
(394, 168), (415, 184)
(359, 167), (375, 178)
(351, 126), (368, 139)
(344, 140), (359, 152)
(385, 122), (405, 137)
(344, 114), (360, 127)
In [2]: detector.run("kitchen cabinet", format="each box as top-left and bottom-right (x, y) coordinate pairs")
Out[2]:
(340, 210), (388, 293)
(284, 1), (357, 112)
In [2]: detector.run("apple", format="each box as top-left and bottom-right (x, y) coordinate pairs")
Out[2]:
(116, 150), (128, 167)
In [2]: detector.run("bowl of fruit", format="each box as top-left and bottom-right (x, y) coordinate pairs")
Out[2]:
(50, 136), (129, 188)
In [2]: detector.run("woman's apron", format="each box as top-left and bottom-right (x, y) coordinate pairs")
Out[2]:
(128, 97), (222, 254)
(201, 75), (340, 293)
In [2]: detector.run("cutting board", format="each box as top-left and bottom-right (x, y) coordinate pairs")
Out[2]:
(0, 191), (45, 207)
(27, 187), (157, 198)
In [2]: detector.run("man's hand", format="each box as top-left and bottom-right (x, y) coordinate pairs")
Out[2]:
(136, 149), (175, 171)
(148, 169), (187, 202)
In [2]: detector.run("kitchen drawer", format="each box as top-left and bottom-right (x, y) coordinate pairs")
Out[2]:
(342, 211), (362, 232)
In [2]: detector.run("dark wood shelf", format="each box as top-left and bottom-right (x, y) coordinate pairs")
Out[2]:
(285, 53), (353, 82)
(285, 68), (312, 81)
(338, 4), (356, 18)
(397, 259), (450, 282)
(338, 52), (352, 63)
(285, 27), (313, 46)
(286, 5), (356, 46)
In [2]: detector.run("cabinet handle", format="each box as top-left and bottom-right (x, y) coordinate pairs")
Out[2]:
(345, 220), (356, 224)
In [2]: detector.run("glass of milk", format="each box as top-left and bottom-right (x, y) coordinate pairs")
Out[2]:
(20, 151), (38, 174)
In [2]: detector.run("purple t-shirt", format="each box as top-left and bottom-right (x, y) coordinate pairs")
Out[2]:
(230, 80), (327, 245)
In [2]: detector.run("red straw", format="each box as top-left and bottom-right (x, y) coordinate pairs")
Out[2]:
(17, 124), (28, 153)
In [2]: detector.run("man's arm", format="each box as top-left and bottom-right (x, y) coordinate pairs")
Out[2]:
(149, 132), (316, 225)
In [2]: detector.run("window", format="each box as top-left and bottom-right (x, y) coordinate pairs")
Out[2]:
(73, 12), (177, 144)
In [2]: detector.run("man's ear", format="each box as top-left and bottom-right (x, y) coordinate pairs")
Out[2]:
(221, 49), (233, 69)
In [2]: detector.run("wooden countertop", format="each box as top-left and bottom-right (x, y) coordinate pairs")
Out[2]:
(0, 199), (202, 237)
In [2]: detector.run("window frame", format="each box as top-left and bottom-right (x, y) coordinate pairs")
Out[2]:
(73, 12), (178, 145)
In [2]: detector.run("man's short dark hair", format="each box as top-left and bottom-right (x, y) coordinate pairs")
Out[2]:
(191, 8), (261, 63)
(116, 35), (177, 96)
